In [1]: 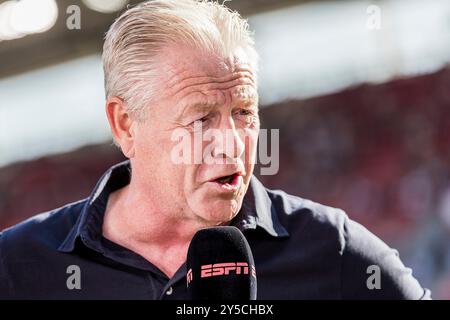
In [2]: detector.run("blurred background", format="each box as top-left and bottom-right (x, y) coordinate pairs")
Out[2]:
(0, 0), (449, 298)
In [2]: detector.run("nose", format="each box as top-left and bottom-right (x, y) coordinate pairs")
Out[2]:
(210, 116), (245, 163)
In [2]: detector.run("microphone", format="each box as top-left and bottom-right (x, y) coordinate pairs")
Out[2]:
(186, 226), (257, 300)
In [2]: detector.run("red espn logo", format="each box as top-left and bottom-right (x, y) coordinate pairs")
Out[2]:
(201, 262), (256, 278)
(187, 263), (256, 286)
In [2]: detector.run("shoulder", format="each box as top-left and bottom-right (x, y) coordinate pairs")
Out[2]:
(265, 187), (430, 299)
(339, 216), (430, 299)
(266, 187), (348, 247)
(0, 199), (86, 252)
(0, 199), (87, 298)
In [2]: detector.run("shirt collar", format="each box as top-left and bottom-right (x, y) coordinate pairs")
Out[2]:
(58, 160), (289, 253)
(234, 176), (289, 237)
(58, 160), (131, 253)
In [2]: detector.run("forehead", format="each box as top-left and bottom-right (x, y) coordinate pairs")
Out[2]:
(155, 45), (258, 108)
(159, 44), (253, 78)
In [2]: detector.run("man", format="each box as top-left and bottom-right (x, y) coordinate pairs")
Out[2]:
(0, 0), (430, 299)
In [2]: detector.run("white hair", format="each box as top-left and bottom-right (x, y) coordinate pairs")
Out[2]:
(102, 0), (258, 121)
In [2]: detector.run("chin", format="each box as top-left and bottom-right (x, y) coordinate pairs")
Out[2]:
(195, 199), (242, 224)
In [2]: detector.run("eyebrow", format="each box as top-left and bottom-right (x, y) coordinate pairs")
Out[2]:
(175, 98), (259, 122)
(175, 102), (218, 121)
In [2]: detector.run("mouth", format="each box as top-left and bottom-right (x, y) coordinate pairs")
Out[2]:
(210, 172), (243, 192)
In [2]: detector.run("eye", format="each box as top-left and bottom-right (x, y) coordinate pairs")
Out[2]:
(238, 109), (252, 116)
(188, 115), (211, 130)
(234, 108), (257, 126)
(198, 115), (210, 123)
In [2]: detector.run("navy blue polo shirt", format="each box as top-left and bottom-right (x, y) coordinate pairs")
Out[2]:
(0, 161), (430, 299)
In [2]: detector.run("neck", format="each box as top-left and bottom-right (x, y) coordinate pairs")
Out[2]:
(102, 180), (218, 278)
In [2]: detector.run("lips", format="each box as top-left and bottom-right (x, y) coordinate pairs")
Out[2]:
(208, 171), (244, 192)
(211, 171), (243, 183)
(216, 173), (239, 184)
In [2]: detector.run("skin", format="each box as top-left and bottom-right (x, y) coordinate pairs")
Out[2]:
(103, 44), (260, 278)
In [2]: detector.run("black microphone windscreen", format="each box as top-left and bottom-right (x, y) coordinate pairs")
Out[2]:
(186, 226), (257, 300)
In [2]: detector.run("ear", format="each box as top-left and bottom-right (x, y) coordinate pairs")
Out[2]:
(105, 97), (136, 158)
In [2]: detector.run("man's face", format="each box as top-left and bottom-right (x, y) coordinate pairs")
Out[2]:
(131, 45), (259, 225)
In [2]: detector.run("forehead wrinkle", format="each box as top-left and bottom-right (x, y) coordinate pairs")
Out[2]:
(169, 73), (256, 103)
(231, 86), (259, 107)
(176, 85), (258, 120)
(174, 81), (257, 112)
(170, 70), (255, 86)
(160, 55), (256, 89)
(175, 99), (218, 122)
(168, 69), (255, 92)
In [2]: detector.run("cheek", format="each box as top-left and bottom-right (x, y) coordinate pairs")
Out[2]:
(241, 128), (259, 165)
(133, 126), (179, 175)
(158, 136), (197, 189)
(134, 124), (158, 153)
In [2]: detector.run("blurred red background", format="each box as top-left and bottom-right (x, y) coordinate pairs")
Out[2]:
(1, 66), (450, 298)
